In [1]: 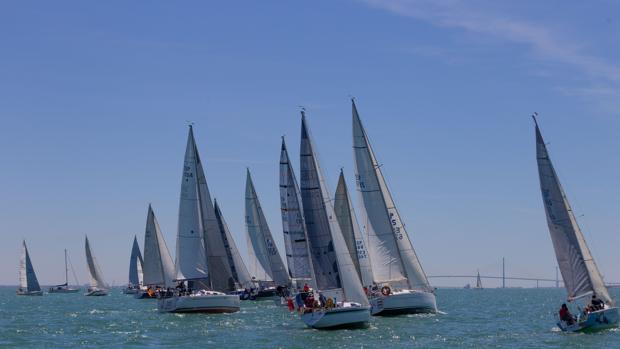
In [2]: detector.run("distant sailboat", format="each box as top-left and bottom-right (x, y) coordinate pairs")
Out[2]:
(213, 199), (256, 293)
(279, 138), (314, 303)
(334, 169), (373, 287)
(17, 241), (43, 296)
(48, 249), (80, 293)
(157, 125), (240, 313)
(137, 205), (176, 299)
(298, 112), (370, 329)
(533, 116), (619, 332)
(245, 169), (290, 297)
(123, 236), (144, 294)
(474, 271), (483, 290)
(352, 99), (437, 315)
(84, 236), (109, 296)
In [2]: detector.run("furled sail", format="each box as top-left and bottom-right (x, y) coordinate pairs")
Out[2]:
(352, 100), (432, 292)
(279, 138), (313, 281)
(475, 271), (482, 289)
(534, 117), (612, 305)
(19, 241), (41, 292)
(245, 169), (290, 286)
(334, 169), (373, 287)
(128, 235), (144, 287)
(85, 236), (107, 289)
(299, 112), (368, 306)
(143, 205), (176, 287)
(175, 126), (209, 281)
(214, 199), (255, 289)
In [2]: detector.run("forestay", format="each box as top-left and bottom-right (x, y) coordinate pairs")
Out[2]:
(175, 126), (209, 282)
(129, 236), (144, 286)
(143, 205), (176, 288)
(352, 100), (432, 292)
(245, 169), (290, 286)
(19, 241), (41, 292)
(85, 236), (107, 289)
(299, 112), (368, 306)
(214, 199), (255, 289)
(534, 118), (612, 305)
(334, 170), (373, 287)
(279, 138), (313, 281)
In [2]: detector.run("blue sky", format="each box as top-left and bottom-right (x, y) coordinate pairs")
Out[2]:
(1, 1), (619, 288)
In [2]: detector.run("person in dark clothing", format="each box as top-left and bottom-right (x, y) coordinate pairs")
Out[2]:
(591, 294), (604, 311)
(559, 304), (575, 325)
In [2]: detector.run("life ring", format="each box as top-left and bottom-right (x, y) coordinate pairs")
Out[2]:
(381, 286), (391, 296)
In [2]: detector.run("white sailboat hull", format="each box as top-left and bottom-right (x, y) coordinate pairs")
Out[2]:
(301, 305), (370, 329)
(558, 307), (620, 332)
(16, 289), (43, 296)
(370, 290), (437, 316)
(158, 292), (240, 313)
(85, 288), (108, 296)
(48, 287), (80, 293)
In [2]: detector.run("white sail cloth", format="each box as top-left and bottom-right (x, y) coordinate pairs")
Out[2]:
(128, 236), (144, 286)
(279, 138), (313, 281)
(19, 241), (41, 292)
(334, 170), (373, 287)
(85, 236), (107, 289)
(142, 205), (176, 288)
(299, 112), (369, 306)
(352, 100), (432, 292)
(534, 120), (612, 305)
(245, 169), (290, 286)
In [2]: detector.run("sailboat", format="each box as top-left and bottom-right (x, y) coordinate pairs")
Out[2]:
(17, 241), (43, 296)
(123, 236), (144, 294)
(48, 249), (80, 293)
(474, 271), (483, 290)
(334, 169), (373, 287)
(157, 125), (240, 313)
(245, 169), (290, 298)
(136, 205), (176, 299)
(298, 112), (371, 329)
(533, 116), (619, 332)
(278, 137), (314, 306)
(84, 236), (109, 296)
(352, 99), (437, 315)
(213, 198), (257, 298)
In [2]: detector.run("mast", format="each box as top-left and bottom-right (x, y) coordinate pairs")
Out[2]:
(534, 115), (612, 305)
(65, 249), (69, 285)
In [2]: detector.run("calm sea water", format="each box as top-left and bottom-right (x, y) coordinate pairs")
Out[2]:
(1, 286), (619, 348)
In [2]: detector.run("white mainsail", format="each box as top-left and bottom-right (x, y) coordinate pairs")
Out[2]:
(279, 138), (313, 282)
(85, 236), (107, 289)
(334, 169), (373, 287)
(245, 169), (290, 286)
(143, 205), (176, 288)
(19, 241), (41, 292)
(195, 148), (236, 291)
(214, 199), (255, 289)
(299, 112), (369, 306)
(534, 118), (612, 305)
(352, 100), (432, 292)
(175, 126), (209, 282)
(128, 235), (144, 287)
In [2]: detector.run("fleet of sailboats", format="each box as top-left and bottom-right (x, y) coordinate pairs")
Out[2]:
(533, 116), (619, 332)
(14, 103), (620, 335)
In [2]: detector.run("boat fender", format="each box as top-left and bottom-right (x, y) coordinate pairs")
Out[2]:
(381, 286), (391, 296)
